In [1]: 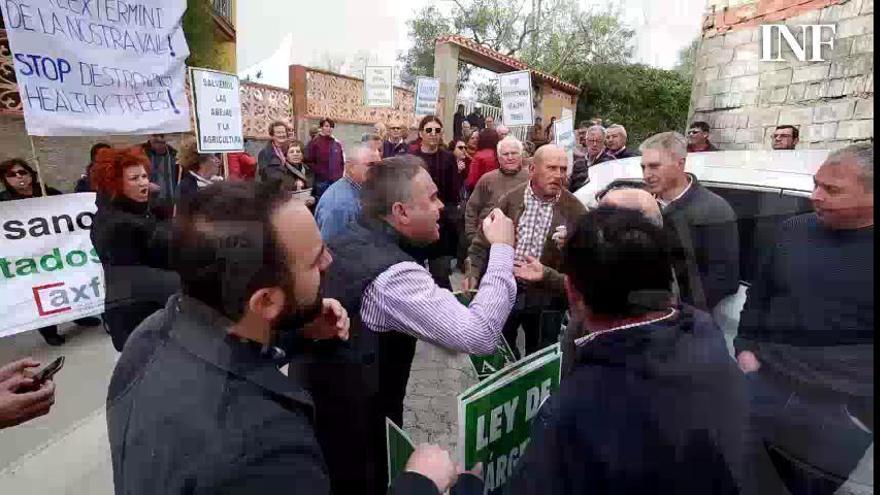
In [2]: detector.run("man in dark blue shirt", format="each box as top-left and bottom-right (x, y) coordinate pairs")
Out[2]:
(735, 143), (874, 494)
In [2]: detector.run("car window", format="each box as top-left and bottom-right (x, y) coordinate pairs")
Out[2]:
(706, 186), (813, 284)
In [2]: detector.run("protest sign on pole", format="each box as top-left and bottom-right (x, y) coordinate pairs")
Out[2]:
(414, 76), (440, 116)
(189, 68), (243, 153)
(458, 344), (562, 494)
(0, 194), (104, 338)
(385, 418), (416, 487)
(499, 71), (533, 128)
(364, 66), (394, 108)
(0, 0), (192, 136)
(554, 117), (575, 175)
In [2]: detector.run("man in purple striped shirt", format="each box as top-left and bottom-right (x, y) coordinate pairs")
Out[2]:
(293, 155), (516, 495)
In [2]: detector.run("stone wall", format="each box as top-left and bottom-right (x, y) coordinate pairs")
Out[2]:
(689, 0), (873, 149)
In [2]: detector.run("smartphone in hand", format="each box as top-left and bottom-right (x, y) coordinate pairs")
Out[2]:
(17, 356), (64, 393)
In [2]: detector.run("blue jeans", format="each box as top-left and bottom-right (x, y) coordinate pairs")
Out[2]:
(746, 369), (872, 494)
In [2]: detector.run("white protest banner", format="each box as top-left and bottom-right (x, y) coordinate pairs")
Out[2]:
(554, 117), (575, 175)
(364, 66), (394, 108)
(190, 68), (243, 153)
(414, 76), (439, 116)
(0, 194), (104, 338)
(499, 70), (533, 128)
(1, 0), (191, 136)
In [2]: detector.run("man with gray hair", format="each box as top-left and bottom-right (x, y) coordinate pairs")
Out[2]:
(463, 135), (530, 246)
(605, 124), (639, 159)
(735, 143), (874, 494)
(569, 125), (612, 192)
(314, 143), (381, 241)
(640, 131), (738, 312)
(298, 155), (517, 494)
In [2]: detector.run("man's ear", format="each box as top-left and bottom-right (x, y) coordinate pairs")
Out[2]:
(390, 201), (408, 225)
(563, 275), (585, 319)
(247, 287), (285, 322)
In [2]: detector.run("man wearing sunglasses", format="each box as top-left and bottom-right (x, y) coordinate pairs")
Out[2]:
(686, 121), (719, 153)
(382, 120), (409, 158)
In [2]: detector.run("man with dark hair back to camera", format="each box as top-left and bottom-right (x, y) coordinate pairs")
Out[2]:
(502, 207), (753, 494)
(295, 155), (517, 495)
(106, 181), (350, 494)
(771, 125), (800, 150)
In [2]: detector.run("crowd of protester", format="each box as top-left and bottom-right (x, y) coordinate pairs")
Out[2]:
(0, 110), (872, 495)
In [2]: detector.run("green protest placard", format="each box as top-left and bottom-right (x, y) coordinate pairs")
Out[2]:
(457, 345), (561, 494)
(453, 290), (517, 380)
(385, 418), (415, 487)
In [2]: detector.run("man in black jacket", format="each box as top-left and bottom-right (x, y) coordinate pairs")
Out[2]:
(604, 124), (639, 159)
(106, 181), (347, 494)
(142, 134), (178, 220)
(735, 144), (874, 495)
(640, 131), (739, 312)
(569, 125), (612, 192)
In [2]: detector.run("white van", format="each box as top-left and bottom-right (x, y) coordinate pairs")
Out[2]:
(572, 150), (829, 354)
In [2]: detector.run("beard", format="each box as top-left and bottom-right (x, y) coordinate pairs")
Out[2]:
(270, 285), (324, 354)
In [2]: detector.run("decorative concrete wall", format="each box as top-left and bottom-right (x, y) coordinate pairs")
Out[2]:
(240, 82), (293, 139)
(292, 66), (444, 126)
(689, 0), (873, 149)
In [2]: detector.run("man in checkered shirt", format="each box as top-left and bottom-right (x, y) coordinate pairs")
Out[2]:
(467, 145), (587, 359)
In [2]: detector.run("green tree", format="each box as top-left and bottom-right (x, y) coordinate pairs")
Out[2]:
(575, 64), (692, 145)
(397, 0), (633, 89)
(474, 80), (501, 107)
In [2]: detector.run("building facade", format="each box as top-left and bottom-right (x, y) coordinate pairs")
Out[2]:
(688, 0), (873, 149)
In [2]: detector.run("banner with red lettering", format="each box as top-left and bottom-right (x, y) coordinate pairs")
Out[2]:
(0, 194), (104, 338)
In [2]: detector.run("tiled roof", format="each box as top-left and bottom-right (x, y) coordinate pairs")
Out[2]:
(435, 34), (581, 95)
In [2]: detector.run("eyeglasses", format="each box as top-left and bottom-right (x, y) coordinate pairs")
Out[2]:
(686, 130), (702, 135)
(390, 126), (401, 130)
(5, 170), (29, 178)
(455, 145), (467, 150)
(423, 127), (442, 134)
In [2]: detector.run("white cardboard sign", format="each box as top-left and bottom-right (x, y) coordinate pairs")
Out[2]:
(190, 68), (243, 153)
(364, 66), (394, 108)
(499, 70), (534, 128)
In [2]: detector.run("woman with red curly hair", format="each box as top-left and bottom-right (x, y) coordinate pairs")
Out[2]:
(89, 147), (179, 351)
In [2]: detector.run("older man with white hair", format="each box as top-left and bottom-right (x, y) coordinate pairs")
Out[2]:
(569, 125), (612, 192)
(463, 136), (530, 246)
(605, 124), (639, 159)
(496, 124), (510, 139)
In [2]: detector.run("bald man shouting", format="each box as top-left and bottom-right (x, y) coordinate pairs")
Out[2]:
(468, 145), (587, 359)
